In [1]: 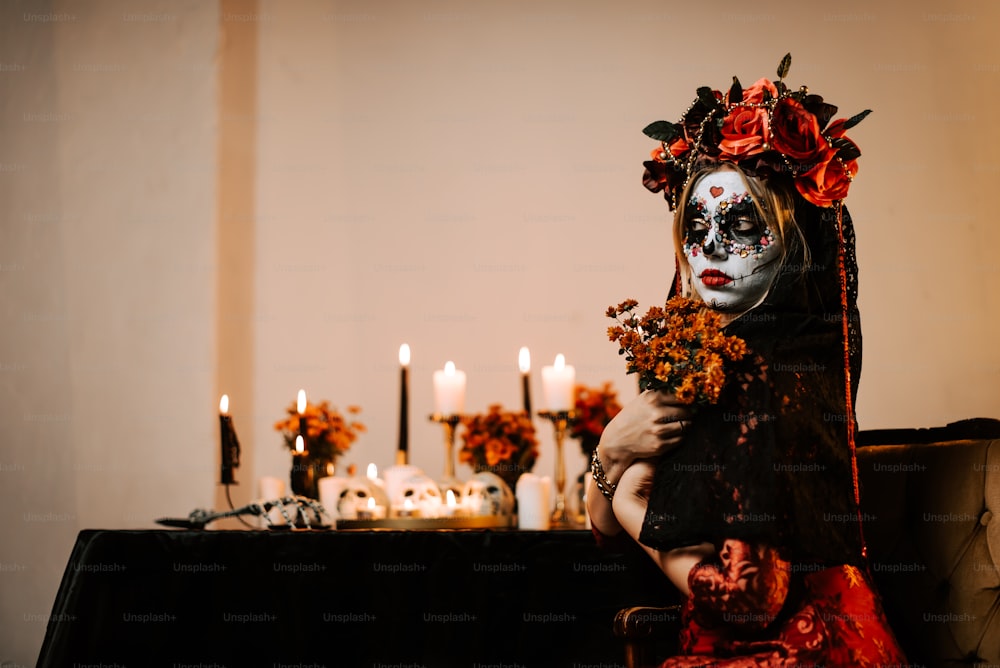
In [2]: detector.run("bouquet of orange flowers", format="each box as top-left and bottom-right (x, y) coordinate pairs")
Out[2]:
(459, 404), (538, 486)
(274, 400), (365, 461)
(607, 296), (747, 404)
(570, 382), (622, 456)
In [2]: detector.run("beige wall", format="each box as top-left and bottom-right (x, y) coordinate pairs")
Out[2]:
(1, 0), (219, 662)
(3, 0), (999, 663)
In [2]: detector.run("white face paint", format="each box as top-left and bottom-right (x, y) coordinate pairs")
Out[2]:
(682, 171), (783, 314)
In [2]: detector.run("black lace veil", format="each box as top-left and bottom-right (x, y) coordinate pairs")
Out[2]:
(639, 196), (865, 568)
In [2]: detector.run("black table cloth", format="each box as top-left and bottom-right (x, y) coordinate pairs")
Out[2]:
(37, 528), (675, 667)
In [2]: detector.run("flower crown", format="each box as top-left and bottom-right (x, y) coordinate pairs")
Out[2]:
(642, 54), (870, 210)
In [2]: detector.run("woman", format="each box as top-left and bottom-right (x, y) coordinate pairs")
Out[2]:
(588, 56), (906, 666)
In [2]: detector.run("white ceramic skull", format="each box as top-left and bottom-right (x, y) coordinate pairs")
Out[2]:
(461, 472), (514, 517)
(336, 479), (372, 519)
(395, 474), (444, 517)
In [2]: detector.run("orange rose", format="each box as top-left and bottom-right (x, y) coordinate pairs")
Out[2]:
(741, 77), (778, 104)
(719, 107), (770, 160)
(770, 97), (825, 162)
(795, 156), (857, 207)
(648, 137), (691, 161)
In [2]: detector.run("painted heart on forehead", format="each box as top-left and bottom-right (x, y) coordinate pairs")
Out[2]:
(709, 186), (725, 198)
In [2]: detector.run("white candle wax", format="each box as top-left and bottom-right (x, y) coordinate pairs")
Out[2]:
(541, 354), (575, 412)
(516, 473), (552, 530)
(433, 361), (466, 415)
(442, 489), (464, 518)
(357, 496), (386, 521)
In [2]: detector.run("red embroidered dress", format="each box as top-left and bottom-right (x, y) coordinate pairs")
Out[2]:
(664, 540), (905, 667)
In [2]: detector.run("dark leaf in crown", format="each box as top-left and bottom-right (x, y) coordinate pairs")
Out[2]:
(840, 109), (872, 131)
(802, 95), (838, 131)
(777, 53), (792, 80)
(697, 86), (723, 113)
(642, 120), (680, 143)
(681, 93), (716, 142)
(728, 76), (743, 105)
(831, 137), (861, 161)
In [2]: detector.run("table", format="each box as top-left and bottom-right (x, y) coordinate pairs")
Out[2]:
(37, 528), (675, 667)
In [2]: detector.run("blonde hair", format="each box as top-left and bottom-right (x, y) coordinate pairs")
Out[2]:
(672, 163), (808, 302)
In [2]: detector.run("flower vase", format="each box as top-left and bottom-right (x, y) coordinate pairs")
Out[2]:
(290, 453), (337, 500)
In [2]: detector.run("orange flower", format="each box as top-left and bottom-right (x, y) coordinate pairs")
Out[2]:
(569, 382), (623, 454)
(459, 405), (538, 474)
(606, 295), (747, 404)
(274, 399), (365, 459)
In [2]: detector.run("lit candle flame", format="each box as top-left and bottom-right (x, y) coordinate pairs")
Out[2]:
(446, 489), (457, 507)
(518, 347), (530, 374)
(444, 360), (456, 376)
(554, 353), (566, 370)
(219, 394), (229, 414)
(399, 343), (410, 366)
(367, 497), (376, 510)
(295, 435), (304, 454)
(367, 463), (378, 480)
(403, 498), (415, 510)
(297, 389), (306, 414)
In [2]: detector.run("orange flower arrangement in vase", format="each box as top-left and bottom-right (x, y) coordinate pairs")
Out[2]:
(459, 404), (539, 491)
(274, 400), (365, 498)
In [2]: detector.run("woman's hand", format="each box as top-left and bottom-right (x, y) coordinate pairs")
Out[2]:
(596, 390), (691, 488)
(587, 391), (690, 539)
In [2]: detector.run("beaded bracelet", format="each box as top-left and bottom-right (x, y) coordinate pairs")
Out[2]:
(590, 447), (617, 502)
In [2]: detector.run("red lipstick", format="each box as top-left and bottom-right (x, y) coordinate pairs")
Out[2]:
(699, 269), (733, 287)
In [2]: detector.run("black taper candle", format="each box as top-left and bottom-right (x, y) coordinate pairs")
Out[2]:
(400, 365), (409, 453)
(397, 344), (410, 465)
(519, 347), (532, 417)
(219, 411), (240, 485)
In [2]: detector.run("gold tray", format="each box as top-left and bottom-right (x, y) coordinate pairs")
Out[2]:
(335, 515), (515, 530)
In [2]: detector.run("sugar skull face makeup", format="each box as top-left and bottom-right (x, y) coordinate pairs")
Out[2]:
(683, 170), (783, 314)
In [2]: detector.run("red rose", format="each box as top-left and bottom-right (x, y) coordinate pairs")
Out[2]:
(741, 77), (777, 104)
(719, 107), (770, 160)
(770, 97), (826, 162)
(795, 156), (857, 207)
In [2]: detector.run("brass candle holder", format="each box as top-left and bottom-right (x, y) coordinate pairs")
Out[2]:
(538, 409), (576, 529)
(429, 413), (463, 496)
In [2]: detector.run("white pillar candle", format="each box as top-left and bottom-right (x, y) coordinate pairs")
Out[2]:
(433, 361), (466, 415)
(516, 473), (552, 530)
(541, 354), (575, 412)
